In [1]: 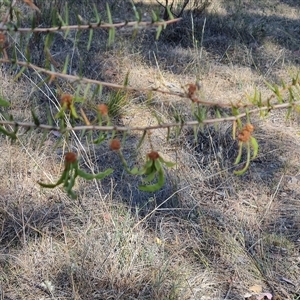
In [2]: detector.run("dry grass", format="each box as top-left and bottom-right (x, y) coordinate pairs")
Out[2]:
(1, 0), (300, 299)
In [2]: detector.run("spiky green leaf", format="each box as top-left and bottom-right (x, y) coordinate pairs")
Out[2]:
(62, 55), (70, 74)
(156, 25), (162, 40)
(139, 169), (165, 192)
(143, 170), (157, 183)
(93, 4), (101, 24)
(77, 168), (113, 180)
(250, 136), (259, 159)
(234, 143), (251, 175)
(38, 168), (69, 188)
(14, 66), (26, 81)
(31, 109), (40, 126)
(130, 167), (139, 175)
(106, 3), (115, 46)
(87, 28), (93, 51)
(234, 142), (243, 165)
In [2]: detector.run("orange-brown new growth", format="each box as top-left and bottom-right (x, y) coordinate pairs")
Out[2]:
(238, 123), (254, 142)
(0, 33), (6, 46)
(186, 83), (201, 103)
(65, 152), (77, 164)
(110, 138), (121, 150)
(238, 130), (251, 142)
(188, 84), (197, 95)
(23, 0), (41, 12)
(148, 151), (160, 160)
(98, 104), (108, 116)
(60, 94), (73, 109)
(244, 123), (254, 133)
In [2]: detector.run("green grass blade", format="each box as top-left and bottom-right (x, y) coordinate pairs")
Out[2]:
(234, 143), (251, 175)
(31, 109), (40, 126)
(62, 55), (70, 74)
(250, 136), (259, 159)
(156, 25), (162, 40)
(0, 97), (10, 107)
(234, 142), (243, 165)
(14, 66), (26, 81)
(166, 5), (174, 20)
(87, 28), (93, 51)
(0, 125), (13, 138)
(93, 3), (101, 24)
(106, 3), (115, 46)
(154, 159), (162, 171)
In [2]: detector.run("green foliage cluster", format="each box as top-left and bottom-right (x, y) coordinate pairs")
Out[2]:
(38, 152), (113, 199)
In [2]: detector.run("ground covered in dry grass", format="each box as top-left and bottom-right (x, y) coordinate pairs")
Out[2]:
(0, 0), (300, 299)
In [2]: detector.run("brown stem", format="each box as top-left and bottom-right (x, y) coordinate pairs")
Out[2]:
(0, 100), (299, 133)
(0, 18), (181, 31)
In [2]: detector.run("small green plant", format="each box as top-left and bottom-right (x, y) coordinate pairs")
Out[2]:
(234, 123), (259, 175)
(38, 152), (113, 199)
(107, 90), (128, 118)
(109, 138), (176, 192)
(131, 150), (176, 192)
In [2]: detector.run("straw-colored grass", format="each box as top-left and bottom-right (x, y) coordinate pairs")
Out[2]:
(0, 0), (299, 299)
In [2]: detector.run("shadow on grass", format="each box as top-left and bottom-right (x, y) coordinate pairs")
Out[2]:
(144, 10), (300, 75)
(1, 0), (300, 298)
(1, 117), (299, 299)
(279, 0), (300, 8)
(20, 0), (300, 91)
(64, 0), (300, 85)
(0, 183), (195, 299)
(81, 130), (180, 214)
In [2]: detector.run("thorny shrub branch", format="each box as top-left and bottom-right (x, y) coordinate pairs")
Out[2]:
(0, 100), (300, 132)
(1, 58), (299, 108)
(1, 1), (300, 198)
(0, 18), (181, 32)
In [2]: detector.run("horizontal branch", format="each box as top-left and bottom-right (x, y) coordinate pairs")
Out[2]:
(1, 62), (298, 110)
(0, 18), (181, 32)
(0, 58), (244, 107)
(1, 101), (299, 133)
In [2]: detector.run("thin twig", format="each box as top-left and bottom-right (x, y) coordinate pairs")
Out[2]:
(0, 59), (211, 103)
(0, 100), (299, 133)
(0, 18), (181, 31)
(1, 59), (298, 108)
